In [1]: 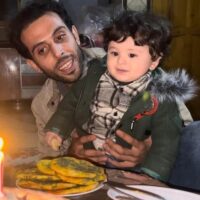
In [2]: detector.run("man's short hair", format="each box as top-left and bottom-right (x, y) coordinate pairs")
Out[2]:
(8, 0), (73, 59)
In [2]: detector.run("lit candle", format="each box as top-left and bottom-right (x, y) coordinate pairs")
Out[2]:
(0, 138), (4, 197)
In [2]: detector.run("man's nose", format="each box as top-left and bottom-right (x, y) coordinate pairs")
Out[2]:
(52, 44), (64, 58)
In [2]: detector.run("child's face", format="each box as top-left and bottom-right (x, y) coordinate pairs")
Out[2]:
(107, 36), (160, 83)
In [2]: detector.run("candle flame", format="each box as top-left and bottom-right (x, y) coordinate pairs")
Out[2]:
(0, 138), (3, 150)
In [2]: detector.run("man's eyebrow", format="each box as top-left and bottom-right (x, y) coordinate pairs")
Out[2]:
(31, 26), (66, 54)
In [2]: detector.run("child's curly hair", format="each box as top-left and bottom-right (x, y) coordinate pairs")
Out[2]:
(103, 10), (172, 61)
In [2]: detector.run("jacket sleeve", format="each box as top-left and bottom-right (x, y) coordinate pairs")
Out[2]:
(31, 79), (65, 156)
(141, 101), (182, 181)
(44, 78), (86, 139)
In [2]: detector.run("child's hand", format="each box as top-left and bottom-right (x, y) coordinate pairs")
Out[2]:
(45, 131), (62, 151)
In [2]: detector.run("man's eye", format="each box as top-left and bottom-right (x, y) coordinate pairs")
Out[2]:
(36, 46), (48, 56)
(56, 33), (67, 42)
(129, 53), (136, 58)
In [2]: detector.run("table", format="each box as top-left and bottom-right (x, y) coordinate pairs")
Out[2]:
(4, 165), (168, 200)
(3, 152), (167, 200)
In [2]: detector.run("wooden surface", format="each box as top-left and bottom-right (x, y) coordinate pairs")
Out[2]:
(150, 0), (200, 120)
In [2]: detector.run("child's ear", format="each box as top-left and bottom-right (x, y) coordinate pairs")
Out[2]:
(26, 59), (42, 73)
(149, 56), (162, 71)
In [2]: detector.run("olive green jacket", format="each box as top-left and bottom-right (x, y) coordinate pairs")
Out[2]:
(46, 59), (197, 181)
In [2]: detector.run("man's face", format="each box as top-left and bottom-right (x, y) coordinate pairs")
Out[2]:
(21, 12), (81, 83)
(107, 36), (160, 83)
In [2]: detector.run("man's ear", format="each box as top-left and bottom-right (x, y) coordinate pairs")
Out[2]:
(26, 59), (42, 73)
(71, 25), (80, 45)
(149, 56), (162, 71)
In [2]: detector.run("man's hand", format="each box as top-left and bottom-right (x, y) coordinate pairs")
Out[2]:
(103, 129), (152, 168)
(67, 131), (107, 165)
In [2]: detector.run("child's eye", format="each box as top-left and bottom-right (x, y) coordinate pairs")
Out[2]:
(129, 53), (136, 58)
(110, 51), (118, 56)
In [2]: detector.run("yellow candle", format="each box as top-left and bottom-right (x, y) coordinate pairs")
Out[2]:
(0, 137), (4, 197)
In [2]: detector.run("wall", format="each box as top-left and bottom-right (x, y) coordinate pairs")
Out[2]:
(0, 48), (46, 100)
(60, 0), (98, 28)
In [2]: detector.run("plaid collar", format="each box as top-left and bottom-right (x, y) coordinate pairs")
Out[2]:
(103, 70), (152, 96)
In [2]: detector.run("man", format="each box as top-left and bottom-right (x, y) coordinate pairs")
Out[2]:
(9, 0), (198, 188)
(8, 0), (151, 167)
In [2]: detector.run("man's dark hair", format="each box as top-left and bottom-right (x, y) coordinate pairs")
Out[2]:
(8, 0), (73, 59)
(103, 10), (172, 61)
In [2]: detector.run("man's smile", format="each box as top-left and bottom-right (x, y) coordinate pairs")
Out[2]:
(56, 55), (76, 75)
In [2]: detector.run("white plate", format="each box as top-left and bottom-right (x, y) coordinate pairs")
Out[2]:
(107, 185), (200, 200)
(60, 182), (104, 197)
(16, 180), (104, 197)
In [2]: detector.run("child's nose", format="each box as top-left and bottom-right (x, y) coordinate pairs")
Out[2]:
(117, 55), (126, 65)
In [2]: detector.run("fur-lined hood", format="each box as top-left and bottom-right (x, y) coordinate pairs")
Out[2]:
(148, 68), (198, 103)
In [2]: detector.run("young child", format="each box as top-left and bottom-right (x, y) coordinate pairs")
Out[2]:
(44, 11), (196, 181)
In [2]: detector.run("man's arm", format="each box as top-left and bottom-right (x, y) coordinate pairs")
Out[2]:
(31, 79), (63, 156)
(177, 101), (193, 126)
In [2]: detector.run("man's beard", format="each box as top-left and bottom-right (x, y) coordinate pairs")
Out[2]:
(39, 48), (83, 83)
